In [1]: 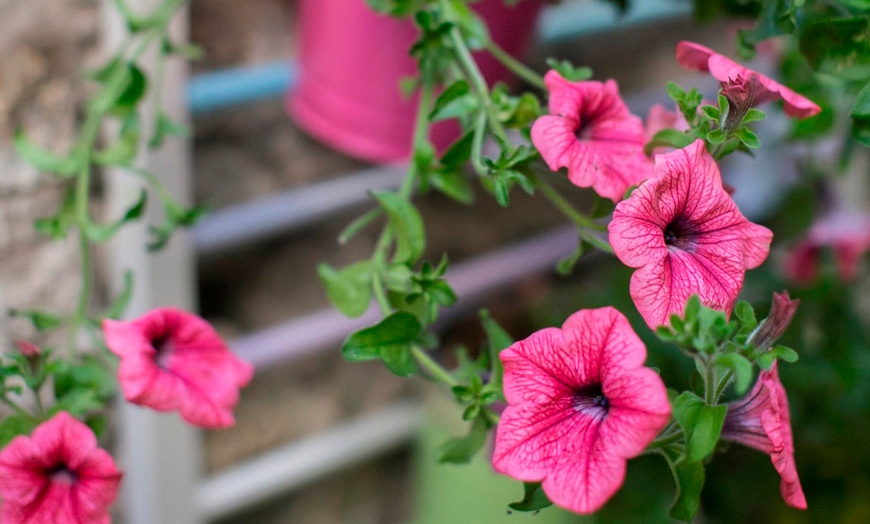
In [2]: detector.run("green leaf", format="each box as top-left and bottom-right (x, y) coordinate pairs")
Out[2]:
(644, 128), (695, 155)
(508, 482), (553, 512)
(713, 352), (753, 394)
(734, 300), (757, 332)
(341, 311), (421, 376)
(735, 128), (760, 149)
(114, 63), (148, 111)
(86, 189), (148, 241)
(51, 389), (103, 417)
(706, 128), (727, 145)
(758, 344), (799, 370)
(430, 169), (474, 204)
(440, 131), (475, 169)
(480, 309), (512, 391)
(556, 241), (585, 276)
(430, 80), (479, 122)
(436, 412), (490, 464)
(667, 81), (687, 102)
(149, 112), (189, 148)
(364, 0), (420, 16)
(373, 191), (425, 263)
(851, 84), (870, 146)
(13, 129), (79, 177)
(443, 0), (489, 49)
(742, 108), (766, 123)
(700, 105), (720, 121)
(318, 261), (373, 318)
(94, 114), (140, 166)
(9, 309), (64, 332)
(0, 415), (37, 448)
(545, 58), (592, 81)
(664, 450), (706, 522)
(34, 187), (76, 239)
(672, 392), (727, 463)
(53, 355), (116, 400)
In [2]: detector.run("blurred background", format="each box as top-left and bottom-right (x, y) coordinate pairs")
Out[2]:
(0, 0), (867, 522)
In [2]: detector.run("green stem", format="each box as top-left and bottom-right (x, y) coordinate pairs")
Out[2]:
(484, 41), (545, 90)
(647, 428), (684, 450)
(412, 345), (458, 387)
(531, 173), (614, 254)
(371, 271), (391, 316)
(713, 368), (735, 403)
(704, 356), (716, 405)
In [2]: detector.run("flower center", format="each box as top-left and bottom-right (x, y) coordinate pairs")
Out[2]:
(663, 218), (696, 250)
(572, 384), (609, 417)
(47, 464), (78, 484)
(574, 119), (594, 141)
(151, 335), (175, 370)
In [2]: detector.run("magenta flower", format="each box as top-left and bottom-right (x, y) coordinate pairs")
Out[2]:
(721, 362), (807, 509)
(675, 41), (820, 119)
(103, 307), (254, 429)
(0, 412), (122, 524)
(531, 70), (652, 202)
(492, 307), (671, 514)
(608, 139), (772, 328)
(784, 208), (870, 285)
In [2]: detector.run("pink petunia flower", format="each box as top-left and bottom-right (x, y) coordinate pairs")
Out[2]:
(0, 412), (122, 524)
(492, 307), (671, 514)
(608, 139), (772, 329)
(103, 307), (254, 429)
(783, 208), (870, 285)
(531, 70), (652, 202)
(675, 41), (820, 119)
(721, 362), (807, 509)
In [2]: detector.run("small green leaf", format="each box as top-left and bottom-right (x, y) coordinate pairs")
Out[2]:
(700, 105), (720, 120)
(86, 189), (148, 241)
(556, 241), (585, 276)
(440, 131), (475, 169)
(706, 128), (727, 145)
(644, 128), (695, 155)
(341, 312), (422, 376)
(9, 309), (64, 332)
(734, 300), (757, 332)
(430, 169), (474, 204)
(318, 261), (373, 318)
(742, 108), (766, 123)
(436, 413), (490, 464)
(735, 128), (760, 149)
(508, 482), (553, 512)
(373, 192), (426, 263)
(50, 389), (103, 417)
(429, 80), (478, 121)
(758, 345), (799, 370)
(664, 451), (706, 522)
(667, 81), (687, 102)
(545, 58), (592, 81)
(53, 355), (116, 400)
(672, 392), (727, 463)
(14, 129), (79, 177)
(713, 352), (753, 394)
(149, 112), (190, 148)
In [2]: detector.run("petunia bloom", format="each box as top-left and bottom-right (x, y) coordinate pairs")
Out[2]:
(608, 139), (772, 328)
(783, 208), (870, 285)
(0, 412), (122, 524)
(721, 362), (807, 509)
(675, 41), (820, 119)
(531, 70), (652, 202)
(103, 307), (254, 429)
(492, 307), (671, 514)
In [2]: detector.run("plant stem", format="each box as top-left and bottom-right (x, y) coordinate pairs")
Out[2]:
(704, 356), (716, 405)
(412, 345), (457, 387)
(713, 368), (735, 403)
(648, 429), (684, 449)
(530, 173), (614, 253)
(484, 41), (545, 90)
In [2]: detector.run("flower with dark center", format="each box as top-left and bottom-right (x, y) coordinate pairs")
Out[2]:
(609, 140), (772, 328)
(0, 412), (122, 523)
(531, 70), (652, 202)
(492, 307), (670, 514)
(103, 307), (254, 429)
